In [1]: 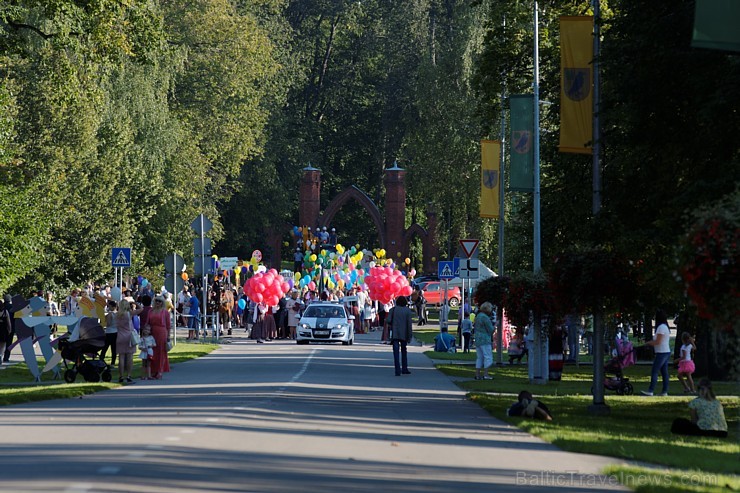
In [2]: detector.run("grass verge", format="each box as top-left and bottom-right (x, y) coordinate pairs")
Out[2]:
(436, 361), (740, 397)
(0, 342), (218, 406)
(468, 392), (738, 475)
(433, 360), (739, 491)
(601, 465), (739, 493)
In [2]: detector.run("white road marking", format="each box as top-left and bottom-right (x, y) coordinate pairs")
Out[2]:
(289, 347), (317, 383)
(165, 436), (181, 442)
(65, 483), (93, 493)
(180, 429), (195, 434)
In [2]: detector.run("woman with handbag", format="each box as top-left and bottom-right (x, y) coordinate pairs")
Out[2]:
(149, 295), (171, 380)
(114, 300), (137, 383)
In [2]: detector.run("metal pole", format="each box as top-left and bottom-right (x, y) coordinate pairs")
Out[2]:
(496, 87), (506, 366)
(592, 1), (602, 216)
(533, 0), (541, 273)
(201, 215), (207, 339)
(530, 0), (547, 384)
(589, 0), (609, 415)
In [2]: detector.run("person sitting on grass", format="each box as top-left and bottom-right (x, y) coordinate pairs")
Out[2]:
(671, 378), (728, 438)
(507, 331), (526, 365)
(434, 325), (457, 353)
(507, 390), (553, 421)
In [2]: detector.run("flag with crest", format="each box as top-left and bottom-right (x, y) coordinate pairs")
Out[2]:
(559, 16), (593, 154)
(480, 140), (501, 218)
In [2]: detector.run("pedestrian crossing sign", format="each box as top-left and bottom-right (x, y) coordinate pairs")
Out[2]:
(111, 247), (132, 267)
(438, 260), (456, 279)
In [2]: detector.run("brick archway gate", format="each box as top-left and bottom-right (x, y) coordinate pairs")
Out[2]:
(266, 165), (439, 273)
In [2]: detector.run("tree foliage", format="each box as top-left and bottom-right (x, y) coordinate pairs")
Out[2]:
(0, 0), (737, 333)
(0, 0), (285, 292)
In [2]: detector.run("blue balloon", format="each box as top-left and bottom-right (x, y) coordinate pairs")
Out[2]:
(238, 299), (246, 310)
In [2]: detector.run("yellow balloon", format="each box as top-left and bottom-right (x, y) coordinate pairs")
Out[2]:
(310, 254), (317, 262)
(355, 244), (360, 249)
(396, 251), (402, 257)
(294, 272), (301, 281)
(431, 257), (436, 262)
(405, 257), (411, 265)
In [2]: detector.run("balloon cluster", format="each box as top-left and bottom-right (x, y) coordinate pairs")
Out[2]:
(364, 266), (413, 304)
(243, 269), (290, 306)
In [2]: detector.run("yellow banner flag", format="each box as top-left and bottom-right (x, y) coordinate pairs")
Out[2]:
(480, 140), (500, 219)
(559, 16), (593, 154)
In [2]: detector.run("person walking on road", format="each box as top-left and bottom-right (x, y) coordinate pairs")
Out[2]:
(388, 296), (413, 376)
(474, 302), (496, 380)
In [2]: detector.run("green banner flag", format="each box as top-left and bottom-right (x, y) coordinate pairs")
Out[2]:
(509, 95), (534, 192)
(692, 0), (740, 52)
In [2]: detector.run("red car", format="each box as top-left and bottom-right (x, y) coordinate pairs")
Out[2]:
(422, 281), (461, 308)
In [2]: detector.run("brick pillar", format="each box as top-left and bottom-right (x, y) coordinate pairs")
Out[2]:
(383, 164), (406, 260)
(423, 204), (439, 274)
(265, 228), (282, 270)
(299, 166), (321, 231)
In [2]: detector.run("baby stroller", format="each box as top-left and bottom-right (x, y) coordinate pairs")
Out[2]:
(58, 317), (113, 383)
(601, 337), (636, 395)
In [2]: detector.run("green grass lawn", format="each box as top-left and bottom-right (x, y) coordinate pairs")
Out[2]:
(0, 341), (218, 406)
(431, 357), (739, 491)
(435, 361), (739, 397)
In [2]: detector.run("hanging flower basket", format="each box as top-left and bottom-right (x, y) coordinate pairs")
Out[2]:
(473, 275), (510, 308)
(549, 246), (639, 317)
(504, 271), (558, 329)
(678, 191), (740, 332)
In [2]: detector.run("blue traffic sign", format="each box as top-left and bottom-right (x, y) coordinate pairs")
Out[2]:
(438, 260), (456, 279)
(111, 247), (131, 267)
(453, 257), (461, 277)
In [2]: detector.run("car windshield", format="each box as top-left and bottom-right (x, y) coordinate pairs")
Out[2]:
(304, 306), (346, 319)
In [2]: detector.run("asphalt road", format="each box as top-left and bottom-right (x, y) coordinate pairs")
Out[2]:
(0, 332), (628, 492)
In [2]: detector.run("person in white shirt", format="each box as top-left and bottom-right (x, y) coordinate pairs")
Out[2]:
(641, 310), (672, 396)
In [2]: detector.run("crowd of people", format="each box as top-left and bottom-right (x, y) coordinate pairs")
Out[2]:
(0, 283), (173, 384)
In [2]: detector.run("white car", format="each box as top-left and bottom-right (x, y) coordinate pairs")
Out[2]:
(296, 302), (355, 345)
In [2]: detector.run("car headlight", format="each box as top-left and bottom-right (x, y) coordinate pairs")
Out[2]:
(300, 323), (311, 330)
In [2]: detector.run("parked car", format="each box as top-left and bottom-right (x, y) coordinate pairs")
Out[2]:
(411, 275), (439, 291)
(296, 302), (355, 345)
(421, 281), (461, 308)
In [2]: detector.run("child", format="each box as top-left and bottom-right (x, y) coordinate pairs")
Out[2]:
(138, 325), (156, 380)
(676, 331), (696, 393)
(461, 313), (473, 353)
(508, 333), (525, 364)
